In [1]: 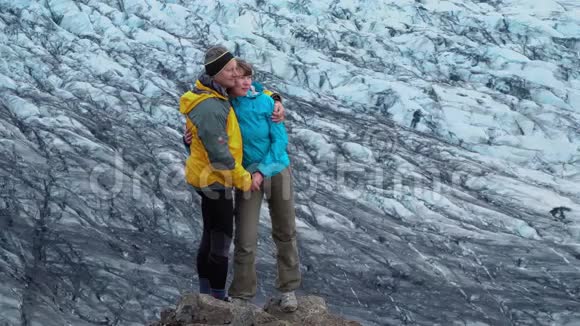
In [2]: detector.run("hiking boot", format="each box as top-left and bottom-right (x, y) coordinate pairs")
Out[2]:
(279, 291), (298, 312)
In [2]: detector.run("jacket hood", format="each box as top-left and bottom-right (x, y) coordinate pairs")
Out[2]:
(179, 74), (229, 115)
(243, 81), (264, 99)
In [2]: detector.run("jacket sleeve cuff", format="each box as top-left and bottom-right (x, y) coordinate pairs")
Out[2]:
(256, 164), (271, 178)
(270, 93), (282, 103)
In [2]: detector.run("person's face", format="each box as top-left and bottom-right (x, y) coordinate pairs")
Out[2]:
(213, 59), (238, 89)
(228, 68), (252, 97)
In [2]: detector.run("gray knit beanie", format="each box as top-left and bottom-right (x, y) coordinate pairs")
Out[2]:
(204, 45), (234, 77)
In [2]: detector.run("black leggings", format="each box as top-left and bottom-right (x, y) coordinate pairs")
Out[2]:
(196, 190), (234, 290)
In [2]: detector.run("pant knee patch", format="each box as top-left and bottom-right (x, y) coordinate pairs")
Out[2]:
(208, 253), (228, 265)
(210, 231), (232, 257)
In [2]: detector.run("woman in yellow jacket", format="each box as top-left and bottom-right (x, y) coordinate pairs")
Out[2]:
(179, 45), (251, 300)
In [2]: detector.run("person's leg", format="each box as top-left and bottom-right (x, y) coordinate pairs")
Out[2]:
(264, 168), (301, 296)
(200, 189), (235, 300)
(195, 191), (211, 294)
(229, 189), (263, 300)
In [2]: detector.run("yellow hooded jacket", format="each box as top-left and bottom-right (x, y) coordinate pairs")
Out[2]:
(179, 80), (251, 191)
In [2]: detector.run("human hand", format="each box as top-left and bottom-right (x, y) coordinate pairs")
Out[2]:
(250, 172), (264, 192)
(272, 101), (285, 122)
(184, 125), (192, 145)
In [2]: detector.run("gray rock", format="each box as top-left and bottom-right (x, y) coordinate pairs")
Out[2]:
(151, 293), (359, 326)
(263, 295), (362, 326)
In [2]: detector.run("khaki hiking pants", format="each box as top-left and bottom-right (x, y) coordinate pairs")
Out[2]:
(229, 167), (301, 299)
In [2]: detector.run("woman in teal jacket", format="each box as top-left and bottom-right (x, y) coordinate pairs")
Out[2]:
(232, 81), (290, 181)
(227, 59), (301, 312)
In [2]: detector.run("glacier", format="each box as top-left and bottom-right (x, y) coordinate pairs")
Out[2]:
(0, 0), (579, 325)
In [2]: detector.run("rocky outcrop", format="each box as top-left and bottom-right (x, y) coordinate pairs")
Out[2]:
(150, 293), (361, 326)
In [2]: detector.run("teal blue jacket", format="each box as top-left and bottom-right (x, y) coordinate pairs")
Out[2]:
(230, 82), (290, 178)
